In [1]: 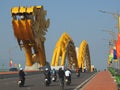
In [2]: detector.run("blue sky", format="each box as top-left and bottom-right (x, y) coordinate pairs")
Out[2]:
(0, 0), (119, 70)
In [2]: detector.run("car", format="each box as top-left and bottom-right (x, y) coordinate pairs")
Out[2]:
(9, 67), (18, 71)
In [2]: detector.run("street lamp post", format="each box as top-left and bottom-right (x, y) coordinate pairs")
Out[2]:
(99, 10), (120, 69)
(99, 10), (120, 33)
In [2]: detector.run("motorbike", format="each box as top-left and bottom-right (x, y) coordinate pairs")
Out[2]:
(65, 76), (71, 85)
(59, 78), (64, 90)
(52, 74), (57, 82)
(18, 78), (24, 87)
(76, 72), (80, 77)
(44, 77), (50, 86)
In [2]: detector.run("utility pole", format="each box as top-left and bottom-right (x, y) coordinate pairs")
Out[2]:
(99, 10), (120, 69)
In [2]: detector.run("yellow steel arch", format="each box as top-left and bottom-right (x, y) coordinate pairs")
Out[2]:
(51, 32), (78, 69)
(77, 40), (91, 71)
(11, 6), (50, 69)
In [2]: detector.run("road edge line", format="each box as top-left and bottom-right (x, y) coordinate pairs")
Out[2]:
(74, 72), (97, 90)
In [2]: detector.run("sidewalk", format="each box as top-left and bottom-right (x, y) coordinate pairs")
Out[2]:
(81, 71), (118, 90)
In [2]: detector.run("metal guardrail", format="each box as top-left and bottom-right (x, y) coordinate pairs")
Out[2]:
(0, 70), (42, 79)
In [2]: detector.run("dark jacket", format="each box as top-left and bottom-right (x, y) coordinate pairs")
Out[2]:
(44, 70), (51, 79)
(19, 70), (25, 79)
(58, 69), (65, 79)
(51, 69), (57, 75)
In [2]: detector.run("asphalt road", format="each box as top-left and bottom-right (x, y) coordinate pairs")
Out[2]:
(0, 72), (96, 90)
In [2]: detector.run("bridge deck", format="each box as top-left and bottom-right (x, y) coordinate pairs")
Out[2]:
(82, 71), (118, 90)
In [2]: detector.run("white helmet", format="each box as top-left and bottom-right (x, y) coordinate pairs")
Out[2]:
(20, 68), (23, 70)
(45, 68), (48, 71)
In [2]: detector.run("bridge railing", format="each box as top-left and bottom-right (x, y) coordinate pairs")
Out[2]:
(0, 70), (42, 79)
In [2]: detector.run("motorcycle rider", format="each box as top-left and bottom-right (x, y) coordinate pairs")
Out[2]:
(18, 68), (25, 86)
(58, 67), (65, 87)
(51, 68), (57, 81)
(76, 68), (80, 77)
(51, 68), (57, 75)
(65, 68), (71, 84)
(44, 68), (51, 84)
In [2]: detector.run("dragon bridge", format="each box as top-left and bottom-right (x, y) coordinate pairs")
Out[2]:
(11, 5), (91, 71)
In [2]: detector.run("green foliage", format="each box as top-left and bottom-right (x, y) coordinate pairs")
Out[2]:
(115, 75), (120, 84)
(108, 67), (120, 89)
(108, 67), (115, 76)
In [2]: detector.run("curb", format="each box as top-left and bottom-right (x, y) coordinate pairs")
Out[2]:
(74, 72), (97, 90)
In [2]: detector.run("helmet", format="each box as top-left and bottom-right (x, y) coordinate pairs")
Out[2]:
(59, 67), (62, 70)
(45, 68), (48, 71)
(20, 68), (23, 70)
(53, 68), (55, 70)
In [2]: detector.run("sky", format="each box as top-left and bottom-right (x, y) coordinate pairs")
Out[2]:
(0, 0), (120, 70)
